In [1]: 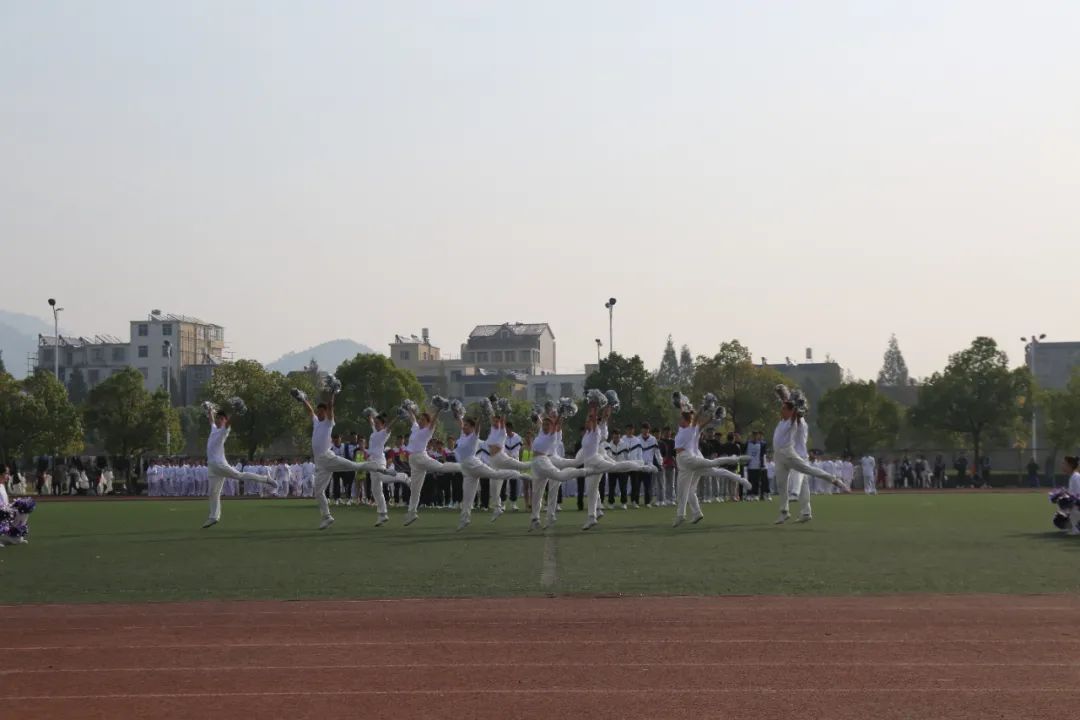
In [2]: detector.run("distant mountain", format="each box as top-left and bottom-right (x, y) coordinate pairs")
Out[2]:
(266, 339), (381, 375)
(0, 310), (53, 378)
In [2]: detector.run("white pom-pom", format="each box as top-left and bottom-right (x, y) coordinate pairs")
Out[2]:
(361, 407), (378, 420)
(323, 375), (342, 395)
(790, 389), (809, 416)
(557, 397), (578, 419)
(450, 399), (466, 420)
(700, 393), (719, 417)
(402, 399), (419, 415)
(228, 396), (247, 414)
(431, 395), (450, 411)
(586, 389), (608, 408)
(775, 384), (791, 403)
(672, 392), (693, 412)
(202, 400), (216, 413)
(496, 397), (513, 417)
(290, 388), (308, 403)
(478, 397), (494, 418)
(396, 405), (411, 420)
(543, 399), (556, 416)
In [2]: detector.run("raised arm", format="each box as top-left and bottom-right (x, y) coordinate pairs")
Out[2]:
(301, 396), (317, 419)
(328, 392), (336, 422)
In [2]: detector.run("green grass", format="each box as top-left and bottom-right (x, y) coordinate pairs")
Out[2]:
(1, 493), (1077, 604)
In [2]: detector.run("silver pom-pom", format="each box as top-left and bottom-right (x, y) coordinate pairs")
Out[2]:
(708, 405), (728, 428)
(604, 389), (620, 409)
(228, 396), (247, 414)
(775, 384), (791, 403)
(396, 405), (411, 420)
(290, 388), (308, 403)
(529, 404), (543, 425)
(496, 397), (513, 417)
(543, 399), (557, 417)
(700, 393), (719, 417)
(402, 399), (420, 415)
(431, 395), (450, 411)
(450, 399), (466, 420)
(586, 388), (608, 408)
(323, 374), (342, 395)
(202, 400), (216, 413)
(479, 397), (494, 418)
(672, 392), (693, 412)
(557, 397), (578, 419)
(361, 407), (378, 420)
(790, 389), (809, 416)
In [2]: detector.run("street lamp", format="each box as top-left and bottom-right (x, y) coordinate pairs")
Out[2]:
(1021, 333), (1047, 462)
(594, 338), (602, 363)
(47, 298), (63, 380)
(164, 340), (173, 452)
(604, 298), (616, 357)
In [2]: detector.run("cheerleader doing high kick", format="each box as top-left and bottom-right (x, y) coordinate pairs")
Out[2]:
(581, 390), (657, 531)
(672, 393), (751, 528)
(772, 385), (851, 525)
(529, 400), (589, 531)
(450, 400), (522, 531)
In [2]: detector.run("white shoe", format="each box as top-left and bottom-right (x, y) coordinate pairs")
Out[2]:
(511, 503), (520, 512)
(795, 515), (813, 524)
(738, 477), (753, 492)
(491, 506), (504, 523)
(830, 477), (852, 493)
(621, 503), (628, 510)
(456, 517), (471, 531)
(672, 515), (685, 528)
(395, 473), (409, 484)
(375, 514), (389, 527)
(582, 516), (598, 530)
(319, 515), (335, 530)
(691, 513), (704, 524)
(597, 508), (605, 519)
(529, 518), (541, 532)
(545, 513), (557, 528)
(631, 502), (639, 509)
(403, 512), (419, 526)
(202, 518), (218, 529)
(774, 511), (790, 525)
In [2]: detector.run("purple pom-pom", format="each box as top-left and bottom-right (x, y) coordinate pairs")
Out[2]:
(12, 497), (35, 514)
(0, 521), (28, 539)
(0, 506), (16, 523)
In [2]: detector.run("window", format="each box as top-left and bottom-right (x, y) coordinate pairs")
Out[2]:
(138, 367), (149, 379)
(492, 351), (503, 362)
(533, 385), (548, 401)
(111, 347), (126, 362)
(560, 383), (574, 397)
(41, 348), (54, 362)
(91, 348), (104, 362)
(476, 352), (489, 363)
(137, 324), (148, 337)
(519, 351), (531, 362)
(65, 352), (73, 366)
(88, 369), (100, 385)
(138, 345), (149, 358)
(465, 352), (475, 363)
(162, 344), (171, 358)
(399, 350), (411, 361)
(162, 324), (172, 336)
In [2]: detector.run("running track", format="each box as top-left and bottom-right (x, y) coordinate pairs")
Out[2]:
(4, 595), (1079, 719)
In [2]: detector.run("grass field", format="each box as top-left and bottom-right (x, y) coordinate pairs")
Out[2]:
(2, 493), (1077, 604)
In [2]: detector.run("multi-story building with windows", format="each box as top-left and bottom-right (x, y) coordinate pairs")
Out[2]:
(460, 323), (556, 376)
(35, 335), (130, 390)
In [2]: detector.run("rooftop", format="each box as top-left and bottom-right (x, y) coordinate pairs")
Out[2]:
(39, 334), (126, 348)
(469, 323), (552, 338)
(393, 333), (434, 345)
(143, 311), (221, 328)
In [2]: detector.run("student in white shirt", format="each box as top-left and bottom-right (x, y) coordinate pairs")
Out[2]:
(772, 385), (850, 525)
(202, 405), (278, 528)
(362, 412), (410, 526)
(1063, 456), (1080, 535)
(672, 408), (749, 527)
(528, 411), (589, 531)
(452, 412), (521, 531)
(580, 403), (657, 530)
(401, 399), (462, 526)
(295, 390), (401, 530)
(861, 455), (877, 494)
(485, 407), (533, 521)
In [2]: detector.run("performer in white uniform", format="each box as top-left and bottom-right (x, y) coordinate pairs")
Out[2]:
(529, 410), (589, 531)
(202, 404), (278, 528)
(581, 398), (657, 530)
(402, 398), (462, 526)
(672, 400), (750, 527)
(861, 454), (877, 495)
(452, 408), (520, 531)
(772, 385), (851, 525)
(484, 401), (532, 522)
(364, 410), (411, 526)
(294, 383), (402, 530)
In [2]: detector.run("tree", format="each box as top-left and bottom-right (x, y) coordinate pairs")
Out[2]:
(201, 359), (311, 461)
(691, 341), (793, 433)
(67, 367), (89, 405)
(655, 335), (680, 390)
(677, 344), (695, 391)
(84, 368), (179, 481)
(0, 370), (83, 463)
(0, 351), (7, 375)
(818, 381), (901, 456)
(584, 353), (668, 432)
(877, 334), (910, 387)
(333, 354), (426, 436)
(910, 337), (1030, 470)
(1042, 369), (1080, 456)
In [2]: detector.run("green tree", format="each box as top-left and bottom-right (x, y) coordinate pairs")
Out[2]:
(655, 335), (680, 390)
(84, 368), (179, 482)
(818, 381), (901, 456)
(1041, 368), (1080, 457)
(877, 334), (910, 387)
(676, 344), (695, 391)
(910, 337), (1030, 468)
(691, 341), (793, 433)
(67, 367), (90, 405)
(0, 370), (82, 463)
(584, 353), (668, 432)
(333, 353), (426, 436)
(202, 359), (310, 460)
(0, 351), (6, 375)
(0, 371), (33, 463)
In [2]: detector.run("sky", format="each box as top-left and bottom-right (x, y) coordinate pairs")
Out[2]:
(3, 1), (1077, 380)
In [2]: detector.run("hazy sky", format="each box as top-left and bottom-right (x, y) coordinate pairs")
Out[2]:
(3, 1), (1077, 379)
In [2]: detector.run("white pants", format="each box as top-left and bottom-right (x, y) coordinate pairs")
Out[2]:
(584, 456), (652, 520)
(775, 448), (837, 518)
(206, 461), (275, 522)
(487, 451), (531, 509)
(674, 454), (737, 520)
(366, 458), (407, 516)
(459, 456), (519, 523)
(530, 455), (588, 522)
(407, 453), (462, 514)
(864, 471), (877, 495)
(314, 452), (387, 519)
